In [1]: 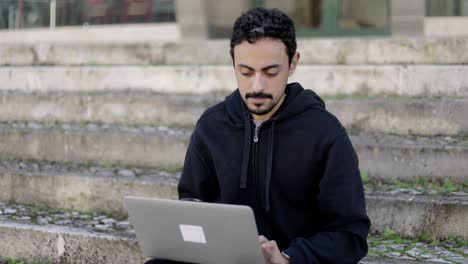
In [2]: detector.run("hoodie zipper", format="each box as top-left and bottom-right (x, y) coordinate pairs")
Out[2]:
(252, 123), (265, 234)
(253, 125), (260, 143)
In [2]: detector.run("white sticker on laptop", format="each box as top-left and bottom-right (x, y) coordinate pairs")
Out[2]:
(179, 224), (207, 244)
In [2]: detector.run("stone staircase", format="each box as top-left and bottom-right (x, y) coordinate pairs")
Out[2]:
(0, 38), (467, 264)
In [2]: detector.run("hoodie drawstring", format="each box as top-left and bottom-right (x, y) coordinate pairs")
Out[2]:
(239, 112), (251, 189)
(265, 120), (275, 212)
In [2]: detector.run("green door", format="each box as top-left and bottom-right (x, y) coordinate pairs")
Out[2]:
(252, 0), (390, 37)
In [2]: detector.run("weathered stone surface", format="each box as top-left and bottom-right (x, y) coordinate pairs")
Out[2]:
(0, 222), (144, 264)
(0, 66), (237, 94)
(327, 98), (468, 136)
(0, 123), (189, 168)
(1, 92), (467, 136)
(0, 159), (466, 239)
(367, 193), (468, 240)
(2, 38), (468, 65)
(0, 91), (219, 127)
(0, 23), (180, 45)
(0, 123), (466, 183)
(0, 207), (465, 264)
(0, 43), (165, 66)
(353, 135), (468, 183)
(425, 17), (468, 37)
(1, 65), (468, 96)
(298, 38), (468, 65)
(0, 169), (178, 214)
(164, 40), (230, 65)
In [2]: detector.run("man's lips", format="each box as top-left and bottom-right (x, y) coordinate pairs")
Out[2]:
(249, 97), (268, 104)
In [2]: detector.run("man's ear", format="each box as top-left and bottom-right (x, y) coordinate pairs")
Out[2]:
(288, 52), (300, 77)
(230, 49), (236, 67)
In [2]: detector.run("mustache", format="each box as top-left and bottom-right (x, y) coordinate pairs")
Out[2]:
(245, 92), (273, 99)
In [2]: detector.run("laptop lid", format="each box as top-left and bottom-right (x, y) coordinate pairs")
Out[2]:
(124, 196), (264, 264)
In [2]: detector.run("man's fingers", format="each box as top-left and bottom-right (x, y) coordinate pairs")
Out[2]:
(260, 240), (279, 255)
(259, 239), (284, 264)
(261, 240), (277, 248)
(258, 235), (268, 244)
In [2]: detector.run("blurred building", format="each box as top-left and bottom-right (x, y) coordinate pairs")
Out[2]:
(0, 0), (467, 42)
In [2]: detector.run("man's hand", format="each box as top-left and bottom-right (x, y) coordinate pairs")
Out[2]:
(258, 235), (290, 264)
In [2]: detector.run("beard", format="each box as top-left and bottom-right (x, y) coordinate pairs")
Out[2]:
(244, 92), (280, 116)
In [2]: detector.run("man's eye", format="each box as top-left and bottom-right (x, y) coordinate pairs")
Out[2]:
(241, 71), (253, 76)
(265, 72), (278, 77)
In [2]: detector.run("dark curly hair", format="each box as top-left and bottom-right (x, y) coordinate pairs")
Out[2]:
(230, 7), (296, 65)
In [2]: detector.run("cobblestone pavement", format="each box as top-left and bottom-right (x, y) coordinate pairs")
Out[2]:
(0, 202), (133, 237)
(364, 181), (468, 197)
(0, 202), (467, 263)
(0, 121), (192, 137)
(0, 159), (181, 185)
(368, 233), (468, 263)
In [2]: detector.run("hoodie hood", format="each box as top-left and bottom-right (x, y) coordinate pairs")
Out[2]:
(225, 82), (326, 211)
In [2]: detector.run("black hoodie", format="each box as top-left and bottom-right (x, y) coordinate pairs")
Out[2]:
(178, 82), (370, 264)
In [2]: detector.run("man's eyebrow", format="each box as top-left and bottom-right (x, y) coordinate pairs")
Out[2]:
(237, 64), (254, 71)
(261, 64), (280, 71)
(237, 64), (280, 71)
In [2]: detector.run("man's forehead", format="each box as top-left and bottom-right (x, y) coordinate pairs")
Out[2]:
(233, 38), (288, 67)
(234, 38), (286, 52)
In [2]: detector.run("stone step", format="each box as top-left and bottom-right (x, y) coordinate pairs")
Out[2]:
(0, 201), (466, 263)
(330, 98), (468, 137)
(0, 159), (466, 240)
(1, 38), (468, 66)
(1, 65), (468, 97)
(0, 23), (180, 46)
(1, 159), (467, 215)
(0, 159), (179, 214)
(0, 222), (143, 264)
(0, 91), (219, 128)
(1, 92), (467, 136)
(353, 134), (468, 183)
(0, 122), (190, 169)
(367, 193), (468, 240)
(0, 123), (466, 182)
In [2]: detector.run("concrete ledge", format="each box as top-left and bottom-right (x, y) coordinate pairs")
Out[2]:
(367, 193), (468, 240)
(0, 124), (190, 168)
(0, 23), (180, 45)
(0, 124), (466, 182)
(425, 17), (468, 37)
(0, 169), (178, 214)
(0, 92), (220, 128)
(1, 65), (468, 97)
(353, 135), (468, 183)
(298, 38), (468, 65)
(2, 165), (467, 239)
(0, 222), (143, 264)
(2, 38), (468, 65)
(328, 98), (468, 136)
(0, 93), (467, 136)
(0, 221), (437, 264)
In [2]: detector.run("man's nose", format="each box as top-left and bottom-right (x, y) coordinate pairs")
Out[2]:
(252, 73), (266, 93)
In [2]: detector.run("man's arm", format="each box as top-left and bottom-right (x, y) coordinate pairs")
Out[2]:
(282, 130), (370, 264)
(178, 130), (219, 202)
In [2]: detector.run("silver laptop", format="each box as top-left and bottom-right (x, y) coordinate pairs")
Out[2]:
(124, 196), (264, 264)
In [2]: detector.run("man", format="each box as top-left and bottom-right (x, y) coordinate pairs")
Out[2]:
(148, 7), (369, 264)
